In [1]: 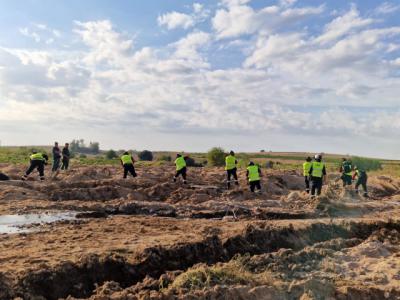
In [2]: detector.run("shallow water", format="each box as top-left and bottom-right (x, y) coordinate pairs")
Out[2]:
(0, 212), (77, 234)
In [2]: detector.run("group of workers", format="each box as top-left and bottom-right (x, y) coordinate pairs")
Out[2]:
(21, 142), (70, 181)
(20, 146), (368, 197)
(302, 156), (368, 197)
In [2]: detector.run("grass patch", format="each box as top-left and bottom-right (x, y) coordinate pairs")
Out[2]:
(170, 257), (256, 291)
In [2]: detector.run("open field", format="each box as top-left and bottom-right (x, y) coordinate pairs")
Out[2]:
(1, 149), (400, 299)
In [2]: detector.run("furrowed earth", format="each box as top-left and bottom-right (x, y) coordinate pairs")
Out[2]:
(1, 164), (400, 299)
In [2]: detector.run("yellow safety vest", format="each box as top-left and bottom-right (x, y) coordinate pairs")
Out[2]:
(175, 156), (186, 171)
(30, 153), (44, 161)
(247, 165), (260, 182)
(121, 154), (132, 165)
(225, 155), (236, 170)
(303, 162), (312, 176)
(311, 161), (324, 178)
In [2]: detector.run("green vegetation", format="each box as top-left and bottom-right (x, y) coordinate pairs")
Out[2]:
(170, 258), (255, 291)
(138, 150), (153, 161)
(157, 154), (172, 162)
(350, 156), (382, 171)
(206, 147), (226, 166)
(105, 149), (118, 160)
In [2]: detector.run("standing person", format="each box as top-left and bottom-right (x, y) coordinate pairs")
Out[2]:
(246, 162), (262, 193)
(120, 151), (137, 179)
(308, 154), (326, 198)
(61, 143), (70, 170)
(52, 142), (61, 172)
(303, 157), (312, 193)
(174, 154), (187, 184)
(22, 150), (49, 181)
(353, 166), (368, 197)
(340, 158), (353, 187)
(225, 150), (239, 189)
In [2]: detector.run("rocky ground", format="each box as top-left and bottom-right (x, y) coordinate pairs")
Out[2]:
(1, 164), (400, 299)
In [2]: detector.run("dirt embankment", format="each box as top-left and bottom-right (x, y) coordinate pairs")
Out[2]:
(0, 164), (400, 299)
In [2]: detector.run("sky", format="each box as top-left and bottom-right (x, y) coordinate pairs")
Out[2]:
(0, 0), (400, 158)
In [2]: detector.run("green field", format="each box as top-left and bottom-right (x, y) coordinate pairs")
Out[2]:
(0, 146), (398, 176)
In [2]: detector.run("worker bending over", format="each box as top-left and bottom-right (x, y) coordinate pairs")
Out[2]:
(22, 150), (49, 181)
(303, 157), (312, 193)
(308, 154), (326, 197)
(340, 158), (353, 187)
(225, 151), (239, 189)
(120, 151), (137, 179)
(353, 166), (368, 197)
(174, 154), (187, 184)
(246, 162), (262, 193)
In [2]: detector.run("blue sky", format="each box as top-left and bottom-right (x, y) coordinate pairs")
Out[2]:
(0, 0), (400, 158)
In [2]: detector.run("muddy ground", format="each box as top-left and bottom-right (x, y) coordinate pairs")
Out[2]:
(1, 164), (400, 299)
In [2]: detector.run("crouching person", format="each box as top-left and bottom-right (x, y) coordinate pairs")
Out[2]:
(353, 166), (368, 197)
(247, 161), (262, 193)
(22, 150), (48, 181)
(120, 151), (137, 179)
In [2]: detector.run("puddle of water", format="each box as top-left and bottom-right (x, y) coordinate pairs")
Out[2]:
(0, 212), (77, 234)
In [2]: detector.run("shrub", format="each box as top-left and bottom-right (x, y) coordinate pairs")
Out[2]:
(106, 149), (118, 160)
(207, 147), (226, 167)
(138, 150), (153, 161)
(185, 157), (203, 167)
(79, 154), (87, 158)
(350, 156), (382, 171)
(158, 155), (172, 162)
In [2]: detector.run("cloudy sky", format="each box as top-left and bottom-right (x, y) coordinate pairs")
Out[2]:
(0, 0), (399, 158)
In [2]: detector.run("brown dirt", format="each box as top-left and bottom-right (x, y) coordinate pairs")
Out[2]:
(1, 164), (400, 299)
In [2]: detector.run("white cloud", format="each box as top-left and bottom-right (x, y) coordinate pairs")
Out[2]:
(315, 5), (374, 45)
(158, 3), (210, 30)
(212, 1), (323, 39)
(19, 27), (41, 42)
(279, 0), (297, 8)
(158, 12), (195, 30)
(3, 1), (400, 158)
(376, 2), (400, 14)
(19, 23), (61, 43)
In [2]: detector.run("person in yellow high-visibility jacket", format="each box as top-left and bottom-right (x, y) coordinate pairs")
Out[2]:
(308, 154), (326, 197)
(22, 150), (49, 181)
(225, 150), (239, 189)
(302, 157), (312, 193)
(120, 151), (137, 179)
(174, 154), (187, 184)
(246, 161), (262, 193)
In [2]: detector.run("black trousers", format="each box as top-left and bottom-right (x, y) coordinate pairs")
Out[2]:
(304, 176), (310, 192)
(250, 180), (261, 192)
(175, 167), (187, 180)
(227, 168), (238, 188)
(61, 158), (69, 170)
(311, 177), (323, 196)
(26, 160), (45, 177)
(355, 178), (367, 193)
(52, 157), (61, 171)
(123, 164), (137, 178)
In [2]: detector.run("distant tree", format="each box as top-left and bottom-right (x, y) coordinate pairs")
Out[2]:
(260, 149), (265, 153)
(106, 149), (118, 160)
(207, 147), (226, 167)
(69, 139), (100, 154)
(138, 150), (153, 161)
(89, 142), (100, 154)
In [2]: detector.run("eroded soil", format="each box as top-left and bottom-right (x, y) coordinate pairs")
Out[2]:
(1, 164), (400, 299)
